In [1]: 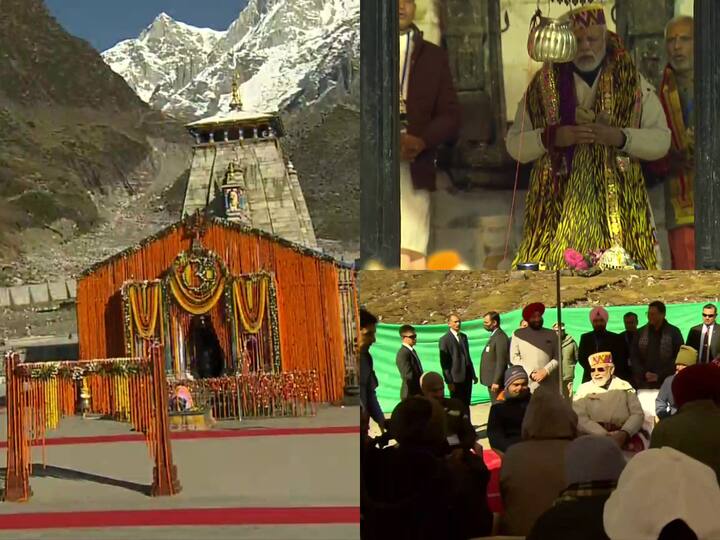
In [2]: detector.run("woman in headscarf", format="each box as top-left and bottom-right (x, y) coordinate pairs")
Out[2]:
(650, 363), (720, 482)
(604, 447), (720, 540)
(498, 386), (578, 536)
(527, 435), (626, 540)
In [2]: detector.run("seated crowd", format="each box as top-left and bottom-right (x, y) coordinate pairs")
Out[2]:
(360, 307), (720, 539)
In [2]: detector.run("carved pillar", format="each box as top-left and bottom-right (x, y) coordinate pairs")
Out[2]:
(443, 0), (510, 187)
(694, 0), (720, 268)
(615, 0), (675, 87)
(359, 0), (400, 267)
(3, 353), (31, 502)
(150, 345), (182, 496)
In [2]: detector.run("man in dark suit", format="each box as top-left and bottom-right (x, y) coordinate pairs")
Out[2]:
(578, 307), (630, 383)
(395, 324), (424, 399)
(686, 304), (720, 363)
(439, 313), (477, 413)
(631, 300), (684, 389)
(480, 311), (510, 403)
(398, 0), (461, 269)
(359, 309), (385, 432)
(620, 312), (639, 352)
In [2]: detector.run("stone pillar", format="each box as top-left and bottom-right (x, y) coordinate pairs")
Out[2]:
(694, 0), (720, 268)
(360, 0), (400, 267)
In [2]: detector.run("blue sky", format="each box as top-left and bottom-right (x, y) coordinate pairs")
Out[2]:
(45, 1), (249, 52)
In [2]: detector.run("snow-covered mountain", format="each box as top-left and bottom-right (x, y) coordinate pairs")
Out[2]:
(102, 0), (359, 119)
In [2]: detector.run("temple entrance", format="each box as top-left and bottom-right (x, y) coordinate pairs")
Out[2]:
(188, 315), (224, 379)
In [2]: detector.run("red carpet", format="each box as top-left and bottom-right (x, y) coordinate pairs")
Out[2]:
(0, 425), (358, 449)
(0, 506), (359, 530)
(483, 449), (503, 513)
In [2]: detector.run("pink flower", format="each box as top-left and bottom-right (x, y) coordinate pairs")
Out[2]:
(564, 248), (589, 270)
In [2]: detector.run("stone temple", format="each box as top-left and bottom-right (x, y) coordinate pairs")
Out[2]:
(182, 79), (317, 249)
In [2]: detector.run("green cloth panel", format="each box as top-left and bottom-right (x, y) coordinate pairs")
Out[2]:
(370, 301), (708, 413)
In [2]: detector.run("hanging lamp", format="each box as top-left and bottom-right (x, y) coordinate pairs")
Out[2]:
(527, 8), (577, 63)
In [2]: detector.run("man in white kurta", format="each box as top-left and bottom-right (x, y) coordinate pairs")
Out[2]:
(505, 3), (671, 270)
(573, 351), (644, 451)
(510, 303), (559, 393)
(397, 0), (460, 270)
(399, 17), (431, 267)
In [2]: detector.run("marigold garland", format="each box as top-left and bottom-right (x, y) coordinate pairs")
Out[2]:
(3, 350), (180, 502)
(233, 275), (268, 334)
(78, 219), (354, 403)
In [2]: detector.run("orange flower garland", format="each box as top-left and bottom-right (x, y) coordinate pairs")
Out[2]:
(3, 349), (180, 502)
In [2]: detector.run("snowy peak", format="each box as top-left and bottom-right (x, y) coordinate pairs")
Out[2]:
(138, 12), (223, 52)
(102, 0), (359, 118)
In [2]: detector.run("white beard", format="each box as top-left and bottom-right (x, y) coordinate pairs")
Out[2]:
(592, 373), (612, 386)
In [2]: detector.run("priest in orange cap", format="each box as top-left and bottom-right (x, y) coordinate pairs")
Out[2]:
(510, 302), (560, 392)
(506, 3), (671, 270)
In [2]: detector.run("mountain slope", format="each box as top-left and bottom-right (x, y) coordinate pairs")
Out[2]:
(102, 0), (359, 119)
(0, 0), (188, 279)
(102, 0), (360, 251)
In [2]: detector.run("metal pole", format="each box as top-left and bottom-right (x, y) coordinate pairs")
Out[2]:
(556, 270), (564, 397)
(359, 0), (400, 267)
(695, 0), (720, 268)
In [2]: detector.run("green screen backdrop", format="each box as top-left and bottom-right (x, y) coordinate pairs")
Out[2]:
(370, 302), (707, 413)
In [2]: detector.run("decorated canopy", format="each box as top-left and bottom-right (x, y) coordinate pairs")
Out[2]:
(76, 213), (356, 403)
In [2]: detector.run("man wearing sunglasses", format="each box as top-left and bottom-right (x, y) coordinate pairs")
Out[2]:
(685, 304), (719, 364)
(396, 324), (425, 400)
(573, 351), (645, 452)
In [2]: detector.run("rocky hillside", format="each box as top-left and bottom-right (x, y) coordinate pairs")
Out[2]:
(0, 0), (190, 283)
(359, 271), (720, 324)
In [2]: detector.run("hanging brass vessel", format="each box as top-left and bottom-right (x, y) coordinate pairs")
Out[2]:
(527, 9), (577, 63)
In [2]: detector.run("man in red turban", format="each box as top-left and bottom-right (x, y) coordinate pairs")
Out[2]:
(650, 364), (720, 482)
(511, 303), (560, 392)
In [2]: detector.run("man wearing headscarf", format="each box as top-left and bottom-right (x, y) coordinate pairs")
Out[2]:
(499, 386), (579, 536)
(573, 352), (645, 452)
(603, 448), (720, 540)
(650, 363), (720, 482)
(527, 435), (626, 540)
(510, 302), (560, 392)
(578, 306), (629, 383)
(506, 3), (670, 270)
(487, 365), (531, 454)
(655, 344), (697, 419)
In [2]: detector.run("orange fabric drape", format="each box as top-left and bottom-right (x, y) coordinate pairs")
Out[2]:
(76, 222), (351, 402)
